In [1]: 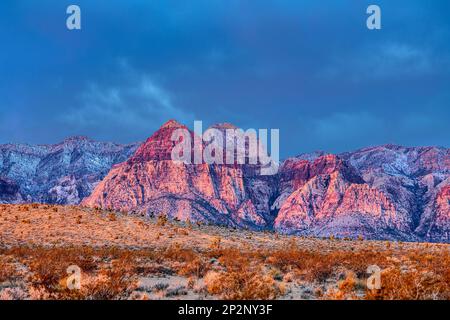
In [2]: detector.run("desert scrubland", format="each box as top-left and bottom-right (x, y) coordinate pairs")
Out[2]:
(0, 204), (449, 300)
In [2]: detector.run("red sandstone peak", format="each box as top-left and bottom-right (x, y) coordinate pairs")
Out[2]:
(130, 120), (190, 162)
(160, 119), (185, 129)
(82, 119), (274, 229)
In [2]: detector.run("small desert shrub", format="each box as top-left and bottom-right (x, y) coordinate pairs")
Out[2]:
(268, 268), (284, 281)
(157, 215), (168, 226)
(178, 257), (209, 278)
(209, 236), (221, 250)
(23, 248), (95, 291)
(153, 282), (169, 292)
(203, 248), (281, 299)
(324, 271), (359, 300)
(187, 277), (196, 289)
(166, 286), (188, 297)
(204, 269), (281, 300)
(0, 258), (17, 283)
(163, 243), (194, 261)
(176, 228), (189, 236)
(79, 262), (137, 300)
(366, 267), (450, 300)
(162, 243), (209, 277)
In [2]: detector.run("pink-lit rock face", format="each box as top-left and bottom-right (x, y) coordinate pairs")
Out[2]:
(278, 154), (363, 195)
(129, 120), (189, 162)
(339, 144), (449, 241)
(420, 184), (450, 242)
(82, 120), (272, 229)
(273, 158), (413, 240)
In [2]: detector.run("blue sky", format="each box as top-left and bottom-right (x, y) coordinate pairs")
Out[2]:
(0, 0), (449, 157)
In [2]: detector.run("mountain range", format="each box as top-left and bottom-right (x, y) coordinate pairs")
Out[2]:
(1, 120), (449, 242)
(0, 137), (139, 204)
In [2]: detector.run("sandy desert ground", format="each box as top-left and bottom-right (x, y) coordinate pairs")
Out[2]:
(0, 204), (449, 300)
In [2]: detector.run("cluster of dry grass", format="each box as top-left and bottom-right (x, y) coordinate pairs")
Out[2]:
(0, 246), (138, 299)
(0, 204), (449, 300)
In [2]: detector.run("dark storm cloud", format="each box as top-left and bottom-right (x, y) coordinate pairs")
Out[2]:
(0, 0), (449, 157)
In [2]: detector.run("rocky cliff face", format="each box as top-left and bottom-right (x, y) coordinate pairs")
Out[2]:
(0, 137), (139, 204)
(338, 145), (449, 241)
(273, 154), (414, 240)
(274, 145), (450, 241)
